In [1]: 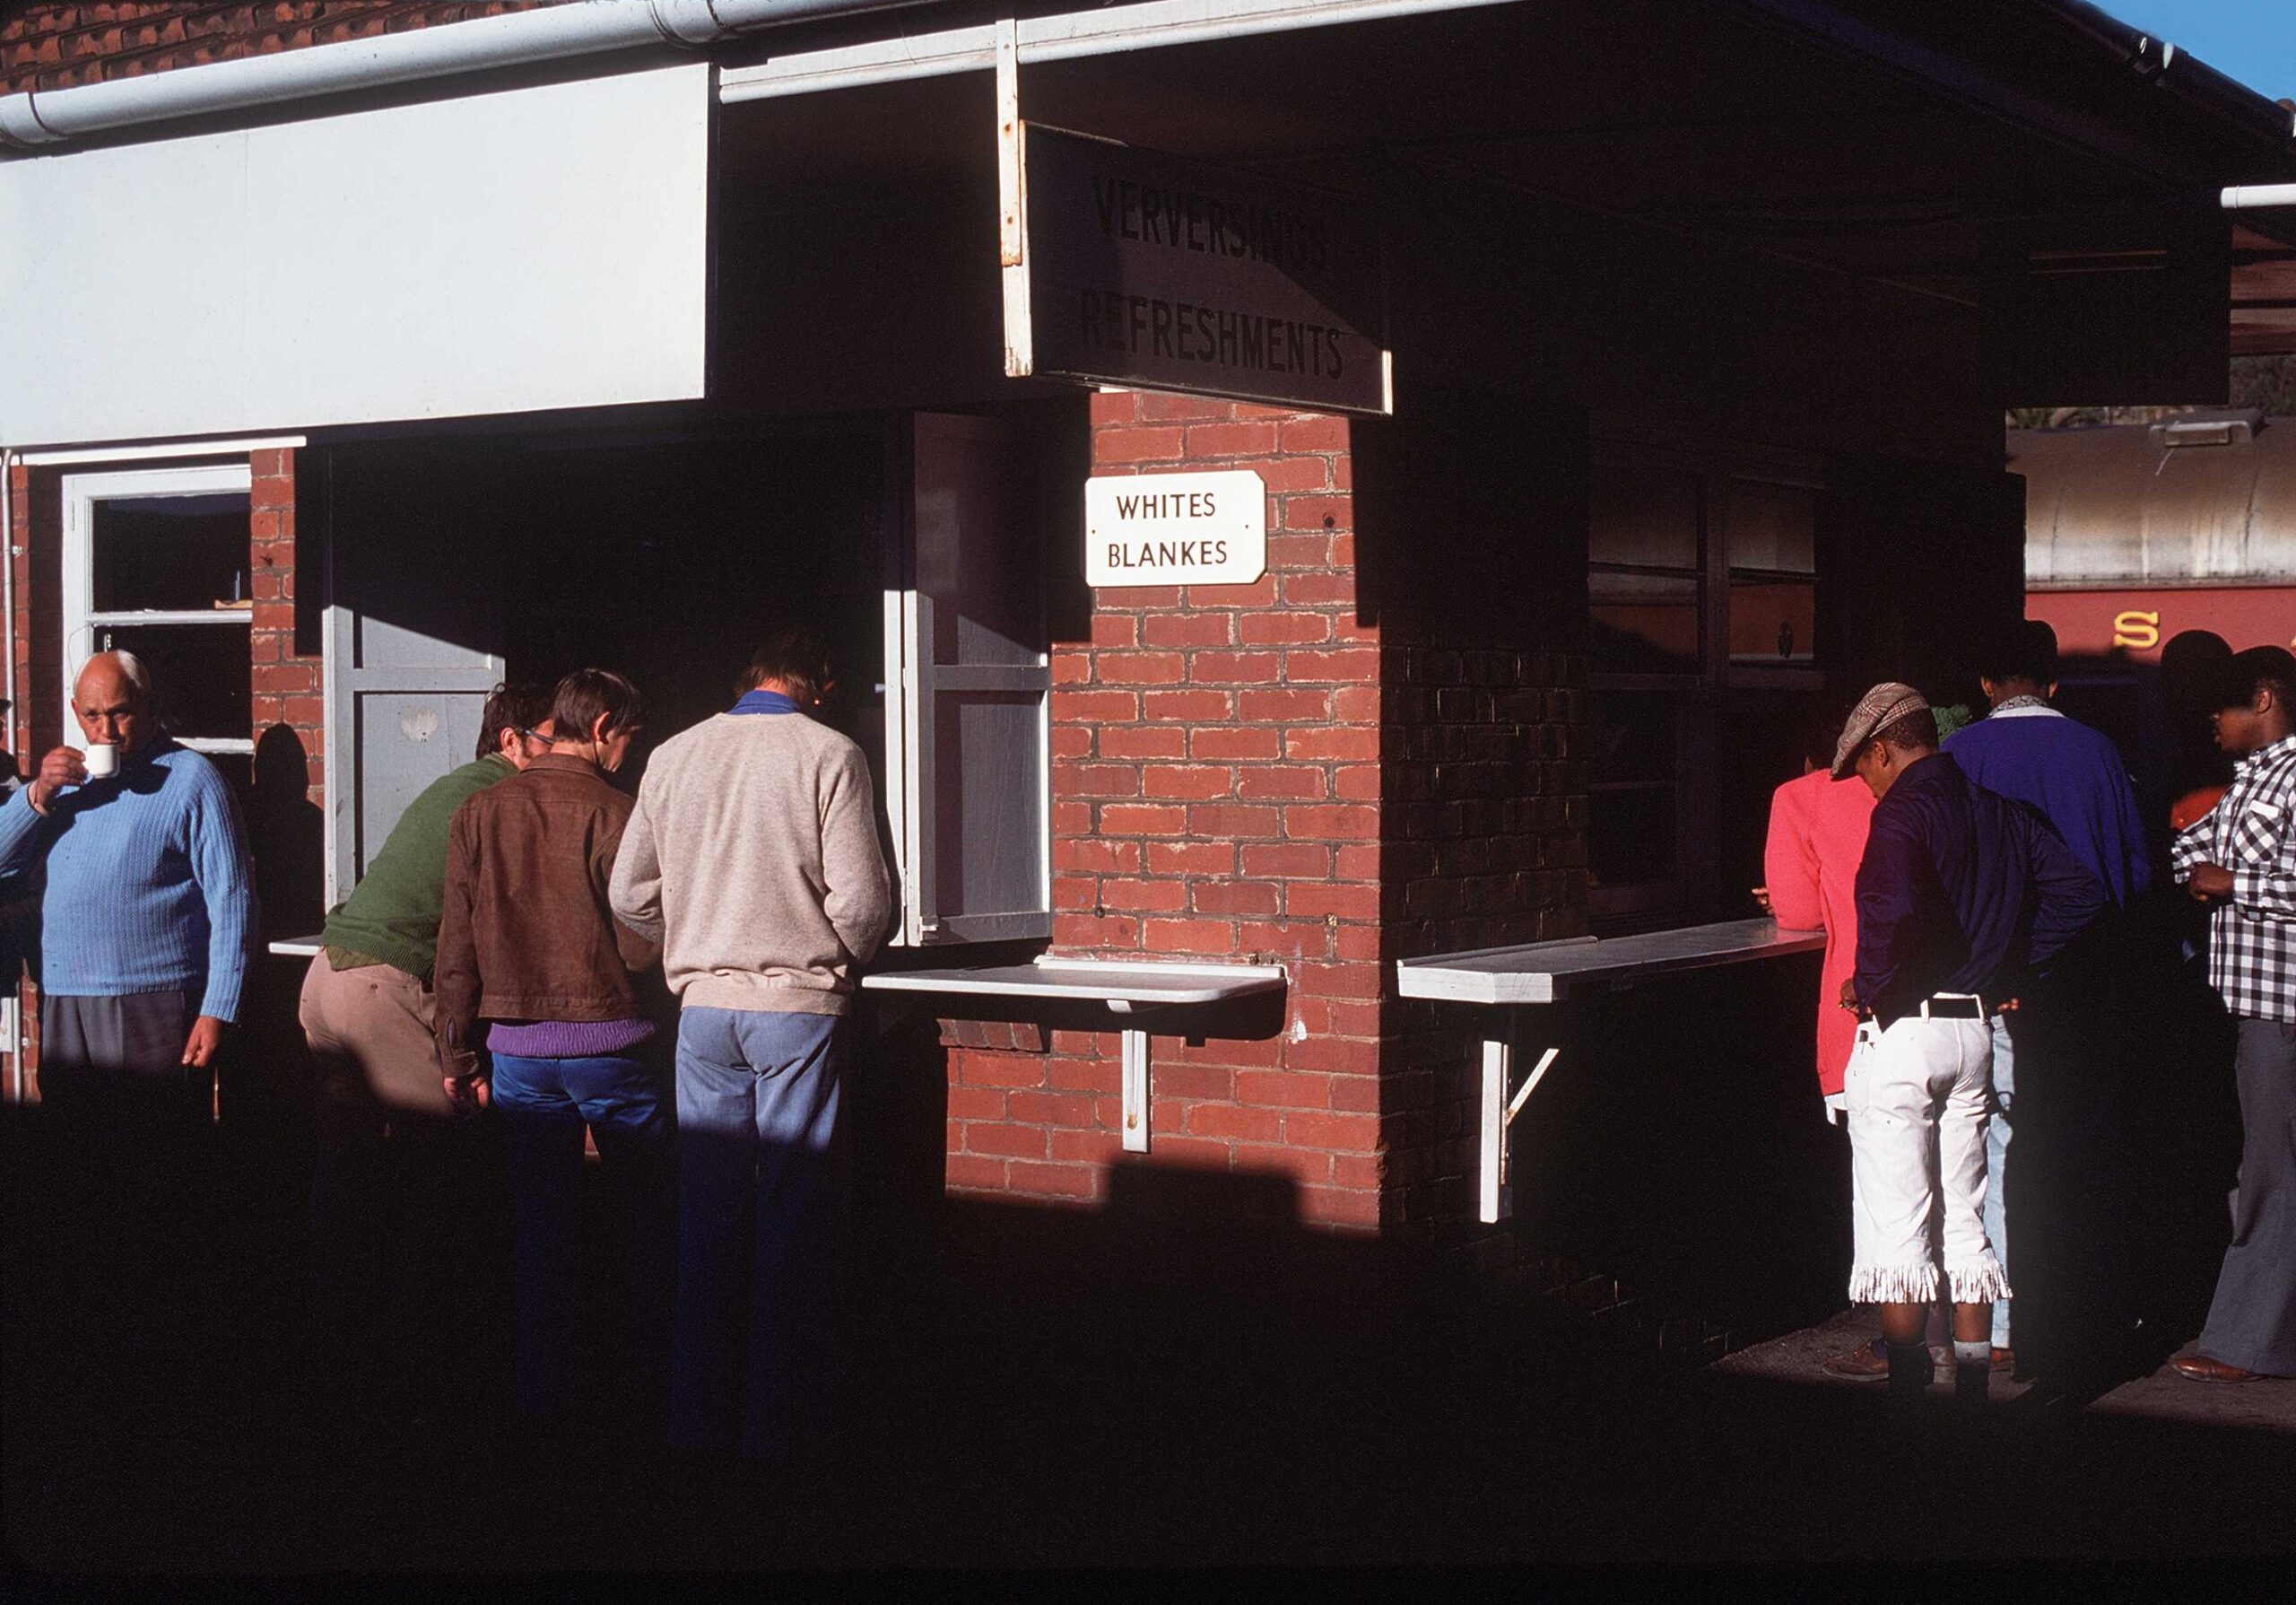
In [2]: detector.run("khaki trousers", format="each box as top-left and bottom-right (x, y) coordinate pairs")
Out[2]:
(298, 954), (453, 1124)
(298, 953), (502, 1379)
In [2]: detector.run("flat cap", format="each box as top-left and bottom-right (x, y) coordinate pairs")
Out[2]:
(1831, 682), (1929, 780)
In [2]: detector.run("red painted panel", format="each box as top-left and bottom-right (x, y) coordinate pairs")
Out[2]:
(2027, 587), (2296, 664)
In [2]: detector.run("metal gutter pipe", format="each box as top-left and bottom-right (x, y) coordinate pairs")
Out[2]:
(0, 0), (929, 152)
(2222, 184), (2296, 211)
(2022, 0), (2296, 148)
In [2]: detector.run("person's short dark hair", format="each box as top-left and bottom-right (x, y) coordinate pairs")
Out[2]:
(743, 624), (834, 705)
(2162, 629), (2238, 724)
(1873, 707), (1939, 754)
(2213, 644), (2296, 714)
(1976, 618), (2059, 688)
(551, 667), (643, 744)
(1800, 695), (1858, 770)
(477, 682), (553, 760)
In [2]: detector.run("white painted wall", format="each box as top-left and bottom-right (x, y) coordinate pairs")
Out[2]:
(0, 63), (709, 447)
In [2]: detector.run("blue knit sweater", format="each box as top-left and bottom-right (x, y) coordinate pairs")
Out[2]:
(0, 738), (257, 1020)
(1944, 706), (2152, 909)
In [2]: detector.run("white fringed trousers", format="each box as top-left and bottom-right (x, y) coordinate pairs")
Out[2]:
(1845, 1008), (2013, 1307)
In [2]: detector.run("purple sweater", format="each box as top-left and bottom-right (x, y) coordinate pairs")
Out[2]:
(486, 1016), (656, 1060)
(1943, 705), (2151, 907)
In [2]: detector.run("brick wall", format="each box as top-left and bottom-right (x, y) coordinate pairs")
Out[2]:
(932, 383), (1597, 1240)
(1379, 644), (1587, 1233)
(7, 460), (34, 772)
(248, 448), (323, 801)
(941, 388), (1594, 1240)
(1356, 393), (1592, 1236)
(4, 461), (50, 1085)
(946, 391), (1390, 1229)
(1, 2), (561, 94)
(10, 465), (63, 764)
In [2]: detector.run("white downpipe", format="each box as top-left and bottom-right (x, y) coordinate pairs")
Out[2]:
(0, 0), (924, 151)
(2, 449), (16, 742)
(2222, 183), (2296, 210)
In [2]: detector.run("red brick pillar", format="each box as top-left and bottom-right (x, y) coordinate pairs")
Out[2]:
(248, 448), (323, 806)
(944, 391), (1389, 1229)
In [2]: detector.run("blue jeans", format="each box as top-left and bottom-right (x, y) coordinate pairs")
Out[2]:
(1987, 1016), (2015, 1348)
(668, 1007), (847, 1459)
(491, 1051), (672, 1420)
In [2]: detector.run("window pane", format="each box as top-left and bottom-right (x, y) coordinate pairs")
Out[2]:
(1726, 481), (1816, 574)
(99, 622), (250, 742)
(91, 493), (252, 613)
(1589, 465), (1700, 570)
(935, 691), (1045, 919)
(1590, 569), (1700, 674)
(1728, 578), (1817, 664)
(915, 421), (1044, 667)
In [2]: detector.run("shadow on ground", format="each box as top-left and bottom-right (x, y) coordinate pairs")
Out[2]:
(4, 1100), (2292, 1580)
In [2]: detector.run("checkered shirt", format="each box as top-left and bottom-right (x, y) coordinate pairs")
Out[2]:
(2173, 733), (2296, 1023)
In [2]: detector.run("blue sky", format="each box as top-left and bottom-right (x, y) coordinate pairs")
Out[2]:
(2101, 1), (2296, 105)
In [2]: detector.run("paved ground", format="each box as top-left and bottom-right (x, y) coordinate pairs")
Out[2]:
(1712, 1307), (2039, 1403)
(1718, 1306), (2296, 1430)
(2091, 1349), (2296, 1435)
(4, 1106), (2293, 1583)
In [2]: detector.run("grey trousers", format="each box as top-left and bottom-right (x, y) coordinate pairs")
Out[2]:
(36, 989), (213, 1303)
(2197, 1018), (2296, 1376)
(39, 989), (207, 1126)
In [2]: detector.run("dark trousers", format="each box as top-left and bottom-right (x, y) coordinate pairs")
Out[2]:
(39, 989), (209, 1193)
(2198, 1018), (2296, 1375)
(36, 990), (213, 1356)
(307, 1093), (506, 1399)
(491, 1051), (674, 1422)
(669, 1007), (847, 1460)
(39, 988), (207, 1127)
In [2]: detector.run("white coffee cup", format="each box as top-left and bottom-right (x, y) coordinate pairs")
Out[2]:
(83, 744), (118, 780)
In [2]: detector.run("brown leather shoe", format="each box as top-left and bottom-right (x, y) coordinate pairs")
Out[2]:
(1822, 1339), (1891, 1381)
(2170, 1353), (2260, 1383)
(1822, 1339), (1943, 1383)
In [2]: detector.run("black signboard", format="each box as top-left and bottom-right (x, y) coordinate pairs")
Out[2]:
(1013, 125), (1389, 414)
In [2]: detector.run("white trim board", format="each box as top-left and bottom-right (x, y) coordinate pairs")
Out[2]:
(21, 436), (305, 467)
(718, 0), (1522, 101)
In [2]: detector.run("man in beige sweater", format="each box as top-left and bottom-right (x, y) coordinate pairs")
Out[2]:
(610, 624), (891, 1461)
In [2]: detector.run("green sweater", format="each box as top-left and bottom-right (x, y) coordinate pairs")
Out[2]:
(320, 754), (516, 980)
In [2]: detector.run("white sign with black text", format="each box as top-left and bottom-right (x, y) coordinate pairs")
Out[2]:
(1085, 469), (1266, 588)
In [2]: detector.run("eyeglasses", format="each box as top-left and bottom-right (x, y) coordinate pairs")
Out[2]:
(516, 728), (553, 747)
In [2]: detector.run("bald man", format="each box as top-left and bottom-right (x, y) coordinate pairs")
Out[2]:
(0, 652), (256, 1127)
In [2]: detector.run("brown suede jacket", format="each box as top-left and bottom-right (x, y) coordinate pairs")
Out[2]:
(434, 753), (661, 1079)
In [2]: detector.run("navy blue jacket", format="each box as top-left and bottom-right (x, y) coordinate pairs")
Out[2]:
(1850, 753), (2109, 1024)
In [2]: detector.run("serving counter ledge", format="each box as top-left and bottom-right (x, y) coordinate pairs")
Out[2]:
(1399, 920), (1826, 1221)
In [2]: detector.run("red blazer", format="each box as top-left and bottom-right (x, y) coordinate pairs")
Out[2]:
(1762, 767), (1874, 1095)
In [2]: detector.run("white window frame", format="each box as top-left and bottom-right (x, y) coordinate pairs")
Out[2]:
(880, 414), (1055, 947)
(882, 589), (1055, 946)
(59, 462), (256, 757)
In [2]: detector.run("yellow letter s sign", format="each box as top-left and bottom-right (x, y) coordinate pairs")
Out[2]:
(2113, 610), (2161, 651)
